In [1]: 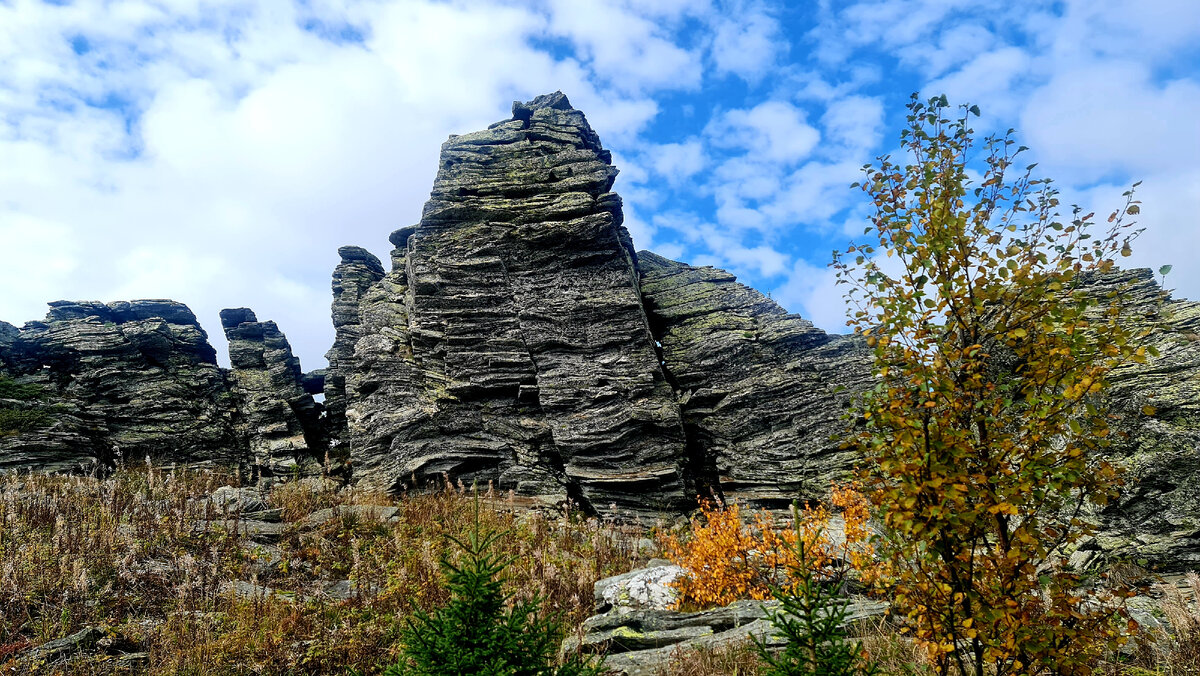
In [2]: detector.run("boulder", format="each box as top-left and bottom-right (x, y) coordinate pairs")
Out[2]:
(574, 564), (888, 675)
(593, 559), (683, 614)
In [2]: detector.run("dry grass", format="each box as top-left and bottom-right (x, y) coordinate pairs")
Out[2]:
(0, 466), (645, 674)
(852, 616), (935, 676)
(654, 639), (766, 676)
(2, 464), (1196, 676)
(1119, 572), (1200, 676)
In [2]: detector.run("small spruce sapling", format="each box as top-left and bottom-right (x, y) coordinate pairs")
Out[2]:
(386, 494), (603, 676)
(754, 512), (877, 676)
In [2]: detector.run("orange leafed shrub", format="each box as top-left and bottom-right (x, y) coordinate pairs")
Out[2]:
(660, 484), (875, 609)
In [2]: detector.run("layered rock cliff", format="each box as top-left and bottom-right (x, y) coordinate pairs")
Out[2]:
(636, 252), (871, 507)
(0, 300), (237, 471)
(221, 308), (326, 476)
(1089, 270), (1200, 569)
(0, 92), (1197, 570)
(325, 92), (695, 514)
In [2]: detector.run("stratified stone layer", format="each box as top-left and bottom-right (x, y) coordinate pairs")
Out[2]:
(636, 252), (873, 507)
(331, 92), (691, 514)
(0, 300), (237, 471)
(220, 308), (325, 476)
(324, 246), (385, 456)
(1083, 270), (1200, 571)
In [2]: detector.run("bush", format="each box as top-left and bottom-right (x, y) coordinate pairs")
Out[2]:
(0, 376), (51, 436)
(660, 486), (874, 610)
(756, 519), (877, 676)
(0, 375), (45, 401)
(835, 93), (1149, 674)
(0, 407), (51, 436)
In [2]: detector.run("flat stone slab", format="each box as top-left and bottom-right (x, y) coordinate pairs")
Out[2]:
(571, 594), (890, 675)
(297, 504), (399, 529)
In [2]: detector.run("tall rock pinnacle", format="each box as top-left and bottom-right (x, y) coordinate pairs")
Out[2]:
(327, 92), (693, 513)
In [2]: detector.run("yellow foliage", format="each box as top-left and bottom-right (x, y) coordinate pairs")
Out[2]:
(659, 483), (875, 609)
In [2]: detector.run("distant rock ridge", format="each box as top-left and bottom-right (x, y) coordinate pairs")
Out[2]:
(0, 92), (1197, 570)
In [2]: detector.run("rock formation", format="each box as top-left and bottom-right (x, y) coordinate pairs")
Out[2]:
(0, 92), (1197, 570)
(220, 308), (326, 476)
(637, 252), (872, 507)
(326, 92), (695, 514)
(1086, 269), (1200, 570)
(323, 245), (385, 455)
(0, 300), (237, 471)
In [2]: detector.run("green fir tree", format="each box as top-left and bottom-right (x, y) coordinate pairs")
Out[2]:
(386, 497), (603, 676)
(755, 521), (877, 676)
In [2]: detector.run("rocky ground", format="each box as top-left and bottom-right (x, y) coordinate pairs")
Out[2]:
(2, 466), (1198, 675)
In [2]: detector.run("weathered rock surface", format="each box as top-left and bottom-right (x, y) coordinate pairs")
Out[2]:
(572, 563), (889, 675)
(594, 559), (684, 614)
(220, 308), (325, 476)
(1087, 270), (1200, 571)
(321, 92), (877, 517)
(331, 92), (693, 514)
(323, 245), (385, 456)
(0, 320), (18, 366)
(0, 300), (238, 471)
(638, 252), (872, 507)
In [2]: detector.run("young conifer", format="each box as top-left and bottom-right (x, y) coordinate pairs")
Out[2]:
(755, 518), (877, 676)
(386, 495), (602, 676)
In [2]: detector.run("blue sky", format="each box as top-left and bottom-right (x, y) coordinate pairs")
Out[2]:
(1, 0), (1198, 370)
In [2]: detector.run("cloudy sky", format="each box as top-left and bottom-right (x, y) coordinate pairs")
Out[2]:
(2, 0), (1197, 370)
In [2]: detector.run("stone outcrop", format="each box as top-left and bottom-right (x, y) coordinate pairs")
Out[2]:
(323, 245), (385, 456)
(0, 320), (18, 364)
(638, 252), (872, 507)
(570, 561), (888, 675)
(1086, 270), (1200, 570)
(220, 308), (325, 476)
(0, 300), (237, 471)
(328, 92), (693, 514)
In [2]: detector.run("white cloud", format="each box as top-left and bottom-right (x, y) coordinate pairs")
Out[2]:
(0, 215), (80, 323)
(645, 139), (707, 185)
(923, 46), (1033, 123)
(545, 0), (702, 94)
(0, 0), (672, 367)
(819, 95), (883, 154)
(760, 160), (865, 227)
(706, 100), (820, 164)
(1051, 0), (1200, 63)
(1065, 171), (1200, 306)
(898, 22), (997, 78)
(1020, 61), (1200, 183)
(709, 5), (784, 80)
